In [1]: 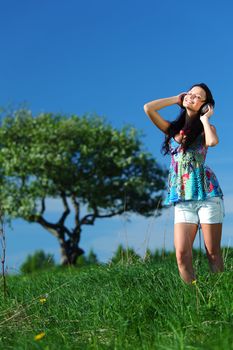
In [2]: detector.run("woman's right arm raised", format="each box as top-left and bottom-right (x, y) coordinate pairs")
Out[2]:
(144, 95), (180, 135)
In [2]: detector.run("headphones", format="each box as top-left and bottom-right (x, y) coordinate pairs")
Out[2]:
(200, 103), (213, 116)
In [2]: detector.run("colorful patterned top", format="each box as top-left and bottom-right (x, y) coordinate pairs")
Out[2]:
(164, 134), (223, 205)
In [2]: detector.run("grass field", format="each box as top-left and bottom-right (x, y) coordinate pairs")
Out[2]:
(0, 249), (233, 349)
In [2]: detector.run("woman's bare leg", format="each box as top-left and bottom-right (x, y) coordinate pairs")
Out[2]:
(201, 223), (224, 272)
(174, 223), (198, 283)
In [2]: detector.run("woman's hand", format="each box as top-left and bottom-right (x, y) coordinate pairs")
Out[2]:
(200, 104), (214, 124)
(200, 105), (218, 146)
(177, 92), (187, 107)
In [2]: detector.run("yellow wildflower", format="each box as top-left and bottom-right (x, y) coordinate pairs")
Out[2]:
(39, 298), (47, 304)
(192, 279), (197, 285)
(34, 332), (45, 341)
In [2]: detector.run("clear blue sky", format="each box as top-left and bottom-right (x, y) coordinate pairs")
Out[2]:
(1, 0), (233, 271)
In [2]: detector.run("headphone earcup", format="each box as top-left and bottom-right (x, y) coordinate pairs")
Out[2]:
(200, 103), (211, 116)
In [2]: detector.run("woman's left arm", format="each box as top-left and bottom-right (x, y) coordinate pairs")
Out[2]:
(200, 105), (219, 147)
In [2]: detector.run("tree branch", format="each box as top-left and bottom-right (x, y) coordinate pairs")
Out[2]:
(71, 195), (80, 227)
(40, 197), (46, 216)
(58, 193), (71, 226)
(28, 214), (60, 238)
(80, 208), (125, 226)
(28, 214), (72, 239)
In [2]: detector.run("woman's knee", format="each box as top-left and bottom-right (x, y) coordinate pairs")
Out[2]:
(206, 249), (221, 263)
(176, 249), (192, 266)
(205, 248), (224, 272)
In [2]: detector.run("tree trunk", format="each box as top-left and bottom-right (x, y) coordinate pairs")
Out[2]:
(58, 237), (84, 265)
(33, 214), (84, 266)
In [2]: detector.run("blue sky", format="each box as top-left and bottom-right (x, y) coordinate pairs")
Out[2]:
(1, 0), (233, 271)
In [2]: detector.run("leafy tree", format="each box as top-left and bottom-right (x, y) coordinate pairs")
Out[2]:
(0, 110), (167, 265)
(143, 248), (175, 263)
(76, 249), (99, 267)
(20, 250), (55, 274)
(110, 244), (141, 264)
(86, 249), (99, 265)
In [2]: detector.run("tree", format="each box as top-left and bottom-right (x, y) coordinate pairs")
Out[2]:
(20, 250), (55, 274)
(110, 244), (141, 265)
(76, 249), (99, 267)
(0, 110), (167, 265)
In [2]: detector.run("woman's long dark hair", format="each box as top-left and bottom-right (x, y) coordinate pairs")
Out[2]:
(161, 83), (215, 154)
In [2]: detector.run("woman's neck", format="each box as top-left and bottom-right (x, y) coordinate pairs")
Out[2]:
(186, 109), (197, 118)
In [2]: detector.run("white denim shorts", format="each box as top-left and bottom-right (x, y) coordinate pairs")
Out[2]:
(174, 197), (225, 225)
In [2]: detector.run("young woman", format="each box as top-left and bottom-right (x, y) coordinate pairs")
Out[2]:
(144, 83), (224, 283)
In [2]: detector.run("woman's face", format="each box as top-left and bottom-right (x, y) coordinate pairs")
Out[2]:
(183, 86), (207, 112)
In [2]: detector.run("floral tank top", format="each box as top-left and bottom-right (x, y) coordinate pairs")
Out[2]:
(164, 134), (223, 205)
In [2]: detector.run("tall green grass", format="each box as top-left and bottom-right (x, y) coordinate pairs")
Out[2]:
(0, 250), (232, 349)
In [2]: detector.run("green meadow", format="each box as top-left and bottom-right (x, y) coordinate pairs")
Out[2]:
(0, 250), (233, 350)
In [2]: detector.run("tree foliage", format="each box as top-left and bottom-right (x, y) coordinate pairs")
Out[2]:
(110, 244), (141, 265)
(20, 250), (55, 274)
(76, 249), (99, 267)
(0, 110), (167, 265)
